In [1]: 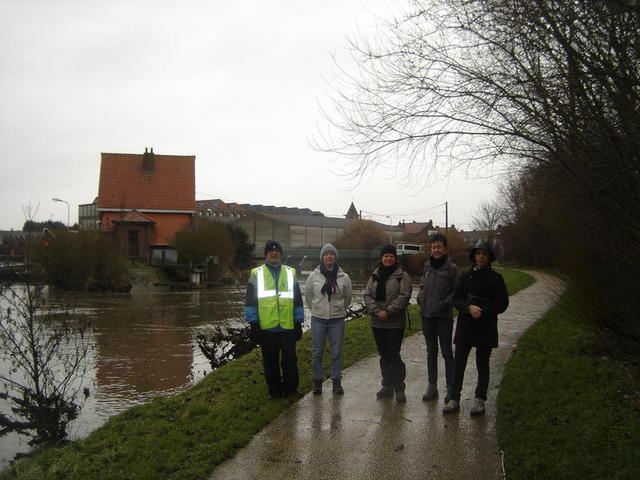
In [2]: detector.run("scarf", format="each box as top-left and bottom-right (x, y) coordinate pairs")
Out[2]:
(374, 263), (398, 301)
(430, 254), (447, 270)
(320, 264), (339, 301)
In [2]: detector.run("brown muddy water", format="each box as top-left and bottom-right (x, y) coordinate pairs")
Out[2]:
(0, 277), (374, 466)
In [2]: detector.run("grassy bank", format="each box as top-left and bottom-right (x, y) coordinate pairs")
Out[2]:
(2, 268), (532, 480)
(497, 286), (640, 480)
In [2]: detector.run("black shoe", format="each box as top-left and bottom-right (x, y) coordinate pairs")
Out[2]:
(443, 399), (460, 414)
(332, 378), (344, 395)
(376, 386), (394, 399)
(313, 379), (323, 395)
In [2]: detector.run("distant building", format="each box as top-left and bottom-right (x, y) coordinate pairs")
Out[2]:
(456, 227), (489, 246)
(78, 198), (99, 230)
(402, 220), (437, 239)
(96, 148), (195, 263)
(345, 202), (359, 219)
(232, 202), (402, 250)
(195, 199), (323, 223)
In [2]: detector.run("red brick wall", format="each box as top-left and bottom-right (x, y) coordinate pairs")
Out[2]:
(100, 211), (191, 248)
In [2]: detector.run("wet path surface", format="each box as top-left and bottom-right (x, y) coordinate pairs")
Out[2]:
(209, 271), (564, 480)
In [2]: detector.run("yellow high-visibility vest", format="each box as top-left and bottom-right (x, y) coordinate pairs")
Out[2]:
(253, 264), (296, 329)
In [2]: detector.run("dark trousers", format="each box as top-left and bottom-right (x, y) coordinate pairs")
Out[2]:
(421, 316), (454, 386)
(260, 330), (299, 396)
(372, 327), (406, 391)
(450, 343), (492, 401)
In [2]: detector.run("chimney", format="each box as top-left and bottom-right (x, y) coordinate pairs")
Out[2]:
(142, 147), (155, 172)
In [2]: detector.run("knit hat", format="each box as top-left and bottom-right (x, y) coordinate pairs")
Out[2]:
(469, 241), (496, 263)
(379, 244), (397, 258)
(320, 243), (338, 261)
(264, 240), (283, 256)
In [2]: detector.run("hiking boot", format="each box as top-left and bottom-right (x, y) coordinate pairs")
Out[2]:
(470, 398), (485, 416)
(442, 399), (460, 414)
(395, 390), (407, 403)
(422, 384), (438, 401)
(313, 379), (323, 395)
(376, 386), (394, 399)
(332, 378), (344, 395)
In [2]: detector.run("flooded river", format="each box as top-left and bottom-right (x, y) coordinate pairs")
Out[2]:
(0, 277), (374, 466)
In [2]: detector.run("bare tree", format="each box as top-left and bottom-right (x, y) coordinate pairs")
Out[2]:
(319, 0), (640, 338)
(0, 281), (92, 449)
(319, 0), (639, 216)
(334, 219), (388, 250)
(472, 200), (507, 240)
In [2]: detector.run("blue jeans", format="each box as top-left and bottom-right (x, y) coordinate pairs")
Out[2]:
(311, 316), (345, 380)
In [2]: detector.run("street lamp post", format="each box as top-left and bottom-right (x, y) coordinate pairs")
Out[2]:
(52, 197), (70, 227)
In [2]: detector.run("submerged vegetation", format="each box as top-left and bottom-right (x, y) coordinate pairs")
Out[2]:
(31, 230), (131, 292)
(0, 282), (92, 449)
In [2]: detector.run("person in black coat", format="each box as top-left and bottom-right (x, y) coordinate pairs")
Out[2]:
(443, 242), (508, 416)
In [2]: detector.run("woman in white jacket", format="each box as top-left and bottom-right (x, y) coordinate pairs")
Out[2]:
(305, 243), (352, 394)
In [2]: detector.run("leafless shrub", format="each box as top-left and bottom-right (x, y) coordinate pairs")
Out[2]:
(0, 282), (92, 449)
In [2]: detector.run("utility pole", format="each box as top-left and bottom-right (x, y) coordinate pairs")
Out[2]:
(445, 201), (448, 235)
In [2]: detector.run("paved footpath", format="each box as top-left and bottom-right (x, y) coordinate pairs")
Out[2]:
(209, 271), (564, 480)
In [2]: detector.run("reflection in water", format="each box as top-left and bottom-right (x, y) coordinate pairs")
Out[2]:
(0, 277), (372, 465)
(0, 285), (245, 465)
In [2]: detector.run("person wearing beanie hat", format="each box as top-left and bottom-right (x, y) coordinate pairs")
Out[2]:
(379, 244), (397, 258)
(245, 240), (304, 398)
(305, 243), (352, 395)
(363, 244), (412, 403)
(264, 240), (283, 257)
(319, 243), (338, 261)
(417, 233), (460, 402)
(443, 241), (508, 416)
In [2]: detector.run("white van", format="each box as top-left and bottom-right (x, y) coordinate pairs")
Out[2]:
(396, 243), (423, 256)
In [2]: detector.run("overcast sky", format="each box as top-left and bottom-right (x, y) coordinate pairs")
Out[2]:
(0, 0), (499, 232)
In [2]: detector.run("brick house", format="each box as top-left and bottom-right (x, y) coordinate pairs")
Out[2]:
(97, 149), (195, 263)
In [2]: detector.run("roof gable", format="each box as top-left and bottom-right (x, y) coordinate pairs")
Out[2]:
(112, 209), (156, 224)
(403, 221), (434, 235)
(98, 152), (195, 211)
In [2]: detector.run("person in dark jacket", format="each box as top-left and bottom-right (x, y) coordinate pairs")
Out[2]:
(416, 233), (460, 402)
(443, 241), (508, 416)
(363, 245), (413, 403)
(245, 240), (304, 399)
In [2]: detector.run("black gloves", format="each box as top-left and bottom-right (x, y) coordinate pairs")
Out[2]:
(294, 322), (302, 341)
(248, 323), (261, 343)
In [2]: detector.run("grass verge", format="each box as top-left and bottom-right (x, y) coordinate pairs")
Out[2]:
(2, 267), (533, 479)
(497, 285), (640, 480)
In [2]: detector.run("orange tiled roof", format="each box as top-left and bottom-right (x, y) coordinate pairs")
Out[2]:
(97, 152), (195, 211)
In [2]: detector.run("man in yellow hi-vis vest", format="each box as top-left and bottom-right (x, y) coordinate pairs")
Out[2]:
(245, 240), (304, 398)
